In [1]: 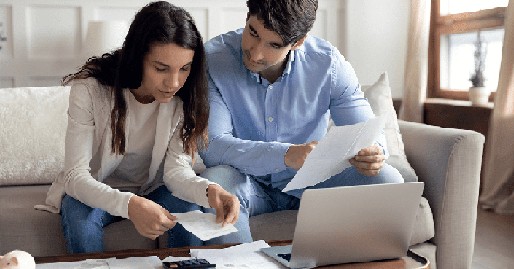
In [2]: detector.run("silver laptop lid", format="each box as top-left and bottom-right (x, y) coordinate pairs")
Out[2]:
(290, 182), (424, 268)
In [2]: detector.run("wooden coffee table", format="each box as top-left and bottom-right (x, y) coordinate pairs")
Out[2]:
(35, 240), (429, 268)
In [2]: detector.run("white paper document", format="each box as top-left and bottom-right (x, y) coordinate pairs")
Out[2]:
(283, 116), (386, 192)
(191, 240), (284, 269)
(174, 210), (238, 241)
(36, 256), (162, 269)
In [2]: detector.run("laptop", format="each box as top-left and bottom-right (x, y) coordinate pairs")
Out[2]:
(261, 182), (424, 268)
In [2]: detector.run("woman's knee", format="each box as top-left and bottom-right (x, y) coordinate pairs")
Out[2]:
(61, 195), (105, 252)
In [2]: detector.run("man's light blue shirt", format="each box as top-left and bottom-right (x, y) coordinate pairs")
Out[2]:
(201, 29), (384, 190)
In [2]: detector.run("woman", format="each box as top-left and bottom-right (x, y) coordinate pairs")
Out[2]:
(41, 1), (239, 253)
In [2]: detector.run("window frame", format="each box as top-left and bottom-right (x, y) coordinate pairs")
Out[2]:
(428, 0), (506, 101)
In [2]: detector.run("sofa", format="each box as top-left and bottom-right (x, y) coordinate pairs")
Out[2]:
(0, 83), (485, 269)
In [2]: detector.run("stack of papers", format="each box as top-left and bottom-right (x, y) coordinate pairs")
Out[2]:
(36, 241), (284, 269)
(191, 240), (284, 269)
(36, 256), (162, 268)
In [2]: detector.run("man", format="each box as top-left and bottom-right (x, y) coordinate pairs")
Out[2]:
(200, 0), (403, 244)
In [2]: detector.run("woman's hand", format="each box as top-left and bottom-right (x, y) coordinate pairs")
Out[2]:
(207, 184), (240, 226)
(128, 195), (176, 240)
(349, 145), (386, 176)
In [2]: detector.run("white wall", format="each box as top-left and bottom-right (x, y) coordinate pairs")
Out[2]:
(344, 0), (410, 98)
(0, 0), (344, 87)
(0, 0), (410, 98)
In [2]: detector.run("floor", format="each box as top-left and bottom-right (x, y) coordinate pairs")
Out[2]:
(471, 207), (514, 269)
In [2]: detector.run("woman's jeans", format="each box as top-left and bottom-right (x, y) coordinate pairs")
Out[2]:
(60, 185), (202, 253)
(199, 164), (404, 245)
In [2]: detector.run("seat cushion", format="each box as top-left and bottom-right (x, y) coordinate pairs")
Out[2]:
(250, 210), (298, 241)
(0, 185), (155, 257)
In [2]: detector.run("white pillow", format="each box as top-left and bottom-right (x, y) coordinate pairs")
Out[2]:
(362, 72), (418, 182)
(0, 86), (70, 186)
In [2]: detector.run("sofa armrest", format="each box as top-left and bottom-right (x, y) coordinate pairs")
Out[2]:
(399, 120), (485, 269)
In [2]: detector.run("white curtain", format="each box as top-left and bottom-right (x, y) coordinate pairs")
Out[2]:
(399, 0), (431, 122)
(479, 0), (514, 214)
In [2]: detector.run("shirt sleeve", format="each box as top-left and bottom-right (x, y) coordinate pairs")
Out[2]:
(163, 111), (214, 208)
(200, 74), (291, 176)
(62, 81), (134, 219)
(328, 48), (388, 155)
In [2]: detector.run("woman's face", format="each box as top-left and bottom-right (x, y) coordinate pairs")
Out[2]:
(133, 43), (195, 103)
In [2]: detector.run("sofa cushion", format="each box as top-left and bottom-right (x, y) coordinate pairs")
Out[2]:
(362, 73), (418, 182)
(0, 185), (155, 257)
(0, 86), (70, 186)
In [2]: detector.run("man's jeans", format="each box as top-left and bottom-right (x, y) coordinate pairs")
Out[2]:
(200, 164), (403, 245)
(60, 185), (202, 253)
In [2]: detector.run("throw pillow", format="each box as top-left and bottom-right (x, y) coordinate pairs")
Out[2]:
(0, 86), (70, 186)
(362, 72), (418, 182)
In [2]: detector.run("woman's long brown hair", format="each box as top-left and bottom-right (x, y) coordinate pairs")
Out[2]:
(63, 1), (208, 157)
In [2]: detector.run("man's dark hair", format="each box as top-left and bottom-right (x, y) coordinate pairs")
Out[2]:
(246, 0), (318, 45)
(63, 1), (208, 157)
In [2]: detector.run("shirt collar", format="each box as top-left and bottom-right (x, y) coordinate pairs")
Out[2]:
(247, 50), (296, 84)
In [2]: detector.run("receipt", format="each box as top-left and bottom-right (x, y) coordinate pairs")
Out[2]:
(174, 210), (238, 241)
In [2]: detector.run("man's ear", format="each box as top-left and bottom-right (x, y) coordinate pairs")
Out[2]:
(291, 35), (308, 50)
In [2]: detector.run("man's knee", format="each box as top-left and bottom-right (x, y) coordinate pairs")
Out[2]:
(200, 165), (252, 207)
(376, 163), (404, 184)
(201, 165), (248, 192)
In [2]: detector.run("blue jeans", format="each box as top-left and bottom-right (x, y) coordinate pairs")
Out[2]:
(199, 164), (403, 244)
(60, 185), (202, 253)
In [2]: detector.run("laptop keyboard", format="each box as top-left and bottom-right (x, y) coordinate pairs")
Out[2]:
(278, 253), (292, 262)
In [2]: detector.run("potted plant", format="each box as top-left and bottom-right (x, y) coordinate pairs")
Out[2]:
(469, 31), (490, 106)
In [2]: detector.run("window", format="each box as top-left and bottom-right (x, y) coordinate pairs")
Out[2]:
(428, 0), (507, 100)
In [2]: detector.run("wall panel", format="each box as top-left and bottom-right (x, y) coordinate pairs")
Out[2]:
(26, 5), (80, 59)
(0, 5), (13, 59)
(0, 77), (14, 87)
(0, 0), (344, 87)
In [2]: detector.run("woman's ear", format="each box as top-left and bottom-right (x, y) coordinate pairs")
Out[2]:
(11, 256), (19, 266)
(291, 35), (308, 50)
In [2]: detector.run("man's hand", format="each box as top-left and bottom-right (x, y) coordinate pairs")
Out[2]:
(349, 145), (386, 176)
(207, 184), (240, 226)
(284, 141), (318, 170)
(128, 195), (176, 240)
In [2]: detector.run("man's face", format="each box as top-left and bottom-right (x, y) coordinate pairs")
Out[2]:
(241, 15), (295, 75)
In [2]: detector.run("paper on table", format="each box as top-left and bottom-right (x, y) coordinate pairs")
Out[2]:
(191, 240), (284, 269)
(282, 116), (386, 192)
(36, 257), (162, 269)
(174, 210), (238, 241)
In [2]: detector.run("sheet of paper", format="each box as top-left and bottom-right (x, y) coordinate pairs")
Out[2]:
(37, 257), (163, 269)
(190, 240), (284, 269)
(174, 210), (238, 241)
(283, 116), (386, 192)
(106, 256), (162, 268)
(37, 258), (113, 269)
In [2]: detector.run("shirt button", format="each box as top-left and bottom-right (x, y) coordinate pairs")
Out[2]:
(268, 85), (273, 90)
(268, 116), (274, 122)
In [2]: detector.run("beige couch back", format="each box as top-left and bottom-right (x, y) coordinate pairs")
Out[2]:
(0, 86), (70, 186)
